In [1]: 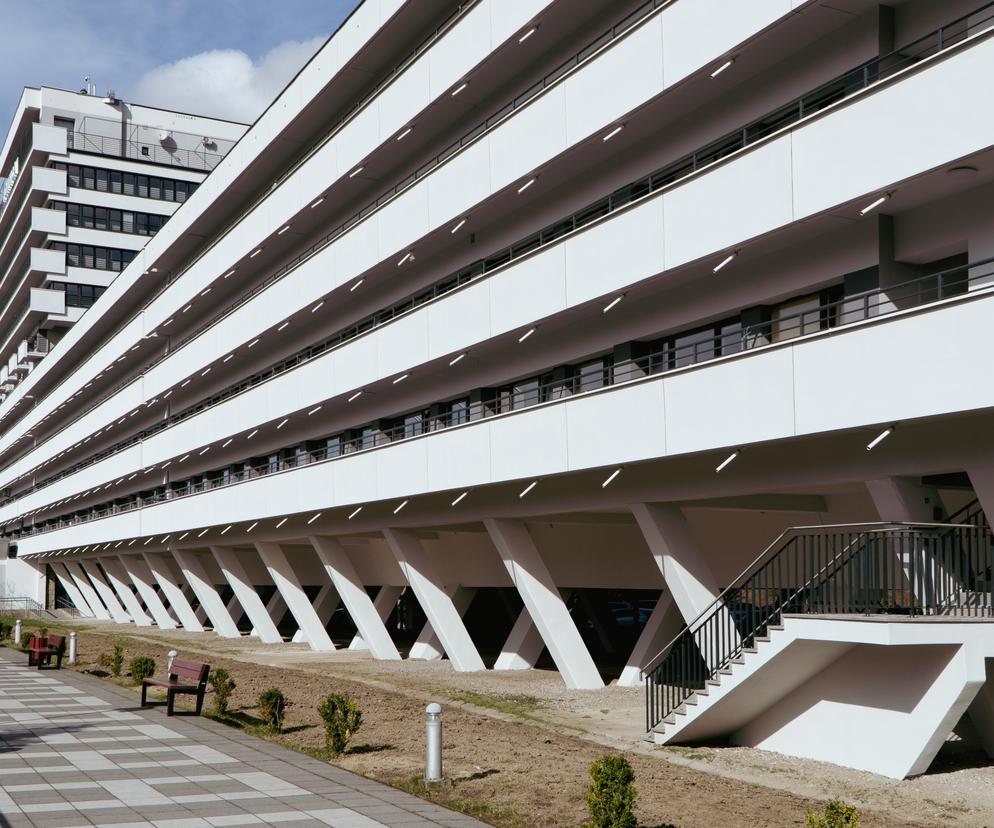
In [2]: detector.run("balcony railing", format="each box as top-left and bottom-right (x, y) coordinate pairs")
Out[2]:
(7, 253), (994, 540)
(19, 0), (994, 467)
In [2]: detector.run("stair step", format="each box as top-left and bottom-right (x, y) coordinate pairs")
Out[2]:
(705, 679), (721, 688)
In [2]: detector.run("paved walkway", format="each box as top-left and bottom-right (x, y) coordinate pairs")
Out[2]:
(0, 649), (485, 828)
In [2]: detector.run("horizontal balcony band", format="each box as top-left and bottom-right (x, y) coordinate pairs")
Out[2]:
(8, 273), (994, 543)
(8, 11), (994, 508)
(0, 0), (798, 472)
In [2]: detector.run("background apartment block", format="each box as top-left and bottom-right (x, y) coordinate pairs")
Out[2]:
(1, 0), (994, 780)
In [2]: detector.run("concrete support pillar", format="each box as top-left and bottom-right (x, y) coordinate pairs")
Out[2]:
(119, 556), (175, 629)
(186, 585), (208, 625)
(410, 586), (476, 661)
(80, 560), (131, 624)
(866, 476), (944, 522)
(291, 584), (338, 644)
(172, 549), (240, 638)
(384, 528), (485, 672)
(630, 503), (722, 626)
(310, 536), (401, 660)
(349, 585), (403, 652)
(967, 659), (994, 759)
(254, 542), (335, 652)
(142, 553), (203, 632)
(484, 519), (603, 689)
(494, 607), (545, 670)
(211, 546), (282, 644)
(66, 562), (111, 620)
(99, 558), (152, 626)
(618, 590), (684, 687)
(52, 563), (95, 618)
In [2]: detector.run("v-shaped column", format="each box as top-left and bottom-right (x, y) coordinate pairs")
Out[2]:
(254, 542), (335, 651)
(52, 563), (96, 618)
(384, 529), (485, 672)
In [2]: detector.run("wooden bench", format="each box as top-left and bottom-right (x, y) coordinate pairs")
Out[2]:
(141, 658), (210, 716)
(27, 634), (65, 670)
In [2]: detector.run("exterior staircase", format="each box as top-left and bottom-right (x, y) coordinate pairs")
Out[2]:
(643, 521), (994, 778)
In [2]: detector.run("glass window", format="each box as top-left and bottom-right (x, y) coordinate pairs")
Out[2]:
(136, 176), (148, 198)
(512, 380), (540, 409)
(82, 167), (95, 189)
(772, 294), (820, 342)
(110, 170), (122, 194)
(66, 165), (80, 188)
(449, 399), (469, 425)
(122, 173), (135, 196)
(95, 169), (109, 192)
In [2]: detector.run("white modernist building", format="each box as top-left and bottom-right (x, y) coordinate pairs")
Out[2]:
(1, 0), (994, 780)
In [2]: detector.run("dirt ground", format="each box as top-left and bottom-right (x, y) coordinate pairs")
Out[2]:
(9, 619), (994, 828)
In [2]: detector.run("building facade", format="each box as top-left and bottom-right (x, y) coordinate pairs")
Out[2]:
(2, 0), (994, 779)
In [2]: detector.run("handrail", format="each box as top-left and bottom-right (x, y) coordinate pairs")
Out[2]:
(4, 250), (994, 520)
(10, 0), (993, 481)
(644, 523), (993, 732)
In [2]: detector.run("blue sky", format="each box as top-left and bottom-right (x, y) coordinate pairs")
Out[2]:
(0, 0), (360, 132)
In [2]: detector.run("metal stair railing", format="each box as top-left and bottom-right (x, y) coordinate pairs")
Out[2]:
(643, 523), (992, 732)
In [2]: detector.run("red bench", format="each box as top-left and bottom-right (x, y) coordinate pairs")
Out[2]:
(141, 657), (210, 716)
(27, 634), (65, 670)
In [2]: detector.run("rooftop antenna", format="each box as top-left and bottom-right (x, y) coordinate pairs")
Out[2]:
(81, 74), (96, 96)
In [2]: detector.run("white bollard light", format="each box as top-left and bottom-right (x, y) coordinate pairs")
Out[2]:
(167, 649), (177, 674)
(68, 631), (77, 665)
(425, 702), (443, 782)
(13, 619), (21, 646)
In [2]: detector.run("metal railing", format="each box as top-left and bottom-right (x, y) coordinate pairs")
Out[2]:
(644, 523), (993, 732)
(69, 131), (225, 172)
(55, 596), (80, 617)
(14, 0), (993, 469)
(5, 251), (993, 523)
(0, 596), (44, 612)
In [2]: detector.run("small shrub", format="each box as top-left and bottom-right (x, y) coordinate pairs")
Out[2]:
(39, 627), (49, 640)
(317, 693), (363, 755)
(805, 800), (861, 828)
(209, 668), (236, 715)
(257, 687), (288, 733)
(0, 621), (10, 640)
(97, 651), (113, 669)
(586, 754), (637, 828)
(110, 643), (124, 677)
(129, 656), (156, 685)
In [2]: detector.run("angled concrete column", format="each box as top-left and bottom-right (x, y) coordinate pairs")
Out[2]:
(66, 562), (111, 620)
(291, 584), (338, 644)
(384, 529), (485, 672)
(172, 549), (240, 638)
(410, 586), (476, 660)
(142, 553), (203, 632)
(257, 591), (289, 637)
(495, 607), (545, 671)
(618, 590), (683, 687)
(211, 546), (281, 644)
(630, 503), (721, 626)
(100, 558), (152, 627)
(254, 542), (335, 652)
(967, 658), (994, 759)
(80, 561), (131, 624)
(226, 593), (244, 627)
(485, 519), (602, 689)
(52, 563), (96, 618)
(866, 476), (944, 522)
(119, 556), (175, 629)
(186, 585), (209, 625)
(349, 585), (403, 652)
(484, 518), (604, 690)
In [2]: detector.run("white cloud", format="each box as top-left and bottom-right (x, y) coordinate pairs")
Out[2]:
(132, 36), (324, 123)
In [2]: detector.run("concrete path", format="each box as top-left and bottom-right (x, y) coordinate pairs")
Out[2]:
(0, 649), (485, 828)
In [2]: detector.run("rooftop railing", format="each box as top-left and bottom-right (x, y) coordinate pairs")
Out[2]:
(69, 131), (225, 172)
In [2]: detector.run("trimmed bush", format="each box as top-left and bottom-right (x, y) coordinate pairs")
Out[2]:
(209, 668), (236, 715)
(0, 621), (10, 640)
(129, 656), (156, 685)
(110, 643), (124, 677)
(805, 800), (861, 828)
(586, 754), (637, 828)
(257, 687), (288, 733)
(317, 693), (363, 755)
